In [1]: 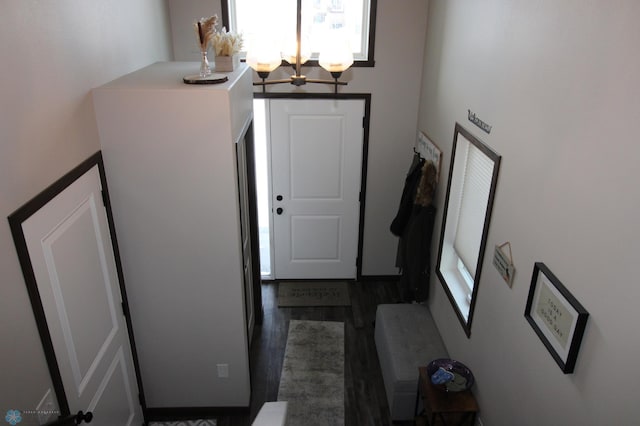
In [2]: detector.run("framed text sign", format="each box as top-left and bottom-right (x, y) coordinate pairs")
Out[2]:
(493, 242), (515, 287)
(524, 263), (589, 373)
(417, 131), (442, 181)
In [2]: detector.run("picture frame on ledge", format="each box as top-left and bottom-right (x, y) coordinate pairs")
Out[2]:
(524, 262), (589, 374)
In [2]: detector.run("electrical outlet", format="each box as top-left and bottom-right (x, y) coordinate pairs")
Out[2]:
(217, 363), (229, 378)
(36, 389), (56, 425)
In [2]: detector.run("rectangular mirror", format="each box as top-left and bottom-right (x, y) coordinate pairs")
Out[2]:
(436, 123), (501, 337)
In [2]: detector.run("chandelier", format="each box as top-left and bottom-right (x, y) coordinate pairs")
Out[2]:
(245, 0), (354, 93)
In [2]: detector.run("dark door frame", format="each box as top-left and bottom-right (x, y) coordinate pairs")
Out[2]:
(8, 151), (147, 424)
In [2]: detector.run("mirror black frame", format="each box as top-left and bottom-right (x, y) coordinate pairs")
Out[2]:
(436, 123), (501, 337)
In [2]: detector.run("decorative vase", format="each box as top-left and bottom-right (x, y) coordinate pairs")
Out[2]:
(215, 54), (239, 72)
(200, 50), (211, 77)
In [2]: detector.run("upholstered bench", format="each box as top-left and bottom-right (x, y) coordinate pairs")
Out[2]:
(374, 304), (448, 421)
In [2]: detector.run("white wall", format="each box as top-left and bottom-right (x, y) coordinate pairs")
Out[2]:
(168, 0), (430, 276)
(0, 0), (172, 421)
(419, 1), (640, 425)
(168, 0), (222, 61)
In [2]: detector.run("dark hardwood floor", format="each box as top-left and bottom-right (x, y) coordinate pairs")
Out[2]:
(216, 280), (414, 426)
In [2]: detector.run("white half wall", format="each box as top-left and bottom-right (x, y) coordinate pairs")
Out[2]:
(419, 1), (640, 425)
(0, 0), (172, 419)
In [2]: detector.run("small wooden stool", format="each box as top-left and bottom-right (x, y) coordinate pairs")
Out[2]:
(415, 367), (479, 426)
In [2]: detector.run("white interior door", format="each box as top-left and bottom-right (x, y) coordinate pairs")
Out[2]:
(270, 99), (364, 279)
(19, 163), (142, 426)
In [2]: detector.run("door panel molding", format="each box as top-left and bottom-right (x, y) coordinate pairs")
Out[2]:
(290, 215), (342, 260)
(87, 347), (137, 425)
(8, 152), (146, 422)
(41, 194), (120, 395)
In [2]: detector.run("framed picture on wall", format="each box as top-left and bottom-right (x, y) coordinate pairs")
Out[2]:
(524, 262), (589, 373)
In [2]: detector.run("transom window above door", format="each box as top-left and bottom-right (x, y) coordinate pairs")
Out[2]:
(224, 0), (376, 65)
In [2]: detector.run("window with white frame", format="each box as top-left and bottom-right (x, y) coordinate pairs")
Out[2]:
(436, 123), (501, 337)
(224, 0), (376, 64)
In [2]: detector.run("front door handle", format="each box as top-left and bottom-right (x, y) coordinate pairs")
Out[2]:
(75, 411), (93, 424)
(276, 207), (283, 215)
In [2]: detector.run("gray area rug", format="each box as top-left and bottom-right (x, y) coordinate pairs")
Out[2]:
(278, 320), (345, 425)
(278, 282), (351, 307)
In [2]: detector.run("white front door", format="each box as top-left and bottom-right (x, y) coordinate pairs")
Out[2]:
(17, 162), (143, 426)
(270, 99), (364, 279)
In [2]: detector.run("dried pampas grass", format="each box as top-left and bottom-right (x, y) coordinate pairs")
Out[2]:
(194, 15), (218, 50)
